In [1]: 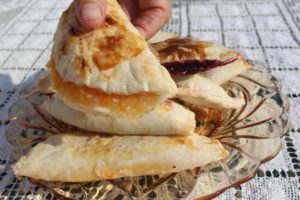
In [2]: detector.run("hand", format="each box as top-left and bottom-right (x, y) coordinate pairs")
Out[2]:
(75, 0), (171, 39)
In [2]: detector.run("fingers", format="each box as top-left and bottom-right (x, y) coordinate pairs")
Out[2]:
(74, 0), (171, 38)
(117, 0), (139, 20)
(133, 0), (171, 39)
(75, 0), (107, 29)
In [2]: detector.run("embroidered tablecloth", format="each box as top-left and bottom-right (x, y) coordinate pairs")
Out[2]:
(0, 0), (299, 199)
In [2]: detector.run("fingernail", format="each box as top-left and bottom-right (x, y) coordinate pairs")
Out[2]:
(81, 3), (102, 21)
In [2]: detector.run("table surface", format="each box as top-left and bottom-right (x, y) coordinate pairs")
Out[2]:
(0, 0), (299, 199)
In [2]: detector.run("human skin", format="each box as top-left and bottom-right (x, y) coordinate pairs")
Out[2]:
(75, 0), (171, 39)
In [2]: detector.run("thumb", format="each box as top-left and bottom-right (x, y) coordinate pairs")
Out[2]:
(75, 0), (107, 29)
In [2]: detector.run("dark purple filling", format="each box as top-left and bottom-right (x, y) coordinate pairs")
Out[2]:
(162, 55), (239, 75)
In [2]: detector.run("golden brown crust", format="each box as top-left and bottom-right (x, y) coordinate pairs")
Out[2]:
(14, 133), (229, 182)
(91, 28), (144, 70)
(51, 1), (178, 98)
(56, 1), (145, 74)
(150, 37), (239, 65)
(152, 38), (211, 62)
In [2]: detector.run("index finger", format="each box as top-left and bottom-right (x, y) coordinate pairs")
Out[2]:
(133, 0), (171, 39)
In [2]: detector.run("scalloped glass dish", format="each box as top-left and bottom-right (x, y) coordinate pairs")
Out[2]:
(5, 60), (290, 200)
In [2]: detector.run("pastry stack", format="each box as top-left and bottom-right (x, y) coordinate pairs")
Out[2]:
(13, 0), (250, 182)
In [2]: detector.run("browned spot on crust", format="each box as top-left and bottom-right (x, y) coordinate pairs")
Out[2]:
(81, 58), (87, 70)
(60, 41), (67, 55)
(92, 32), (145, 70)
(105, 16), (117, 25)
(55, 1), (146, 73)
(46, 58), (55, 68)
(69, 26), (82, 36)
(77, 57), (90, 79)
(151, 38), (212, 63)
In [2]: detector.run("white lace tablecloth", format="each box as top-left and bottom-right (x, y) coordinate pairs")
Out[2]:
(0, 0), (299, 199)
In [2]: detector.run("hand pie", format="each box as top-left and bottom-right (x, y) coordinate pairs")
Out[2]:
(149, 32), (250, 85)
(12, 0), (236, 183)
(149, 32), (249, 109)
(174, 74), (244, 110)
(14, 133), (228, 182)
(41, 96), (195, 135)
(50, 1), (177, 116)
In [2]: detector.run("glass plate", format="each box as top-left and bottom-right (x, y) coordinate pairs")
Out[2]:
(4, 60), (290, 200)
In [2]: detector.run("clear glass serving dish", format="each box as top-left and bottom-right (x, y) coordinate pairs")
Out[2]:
(4, 60), (290, 200)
